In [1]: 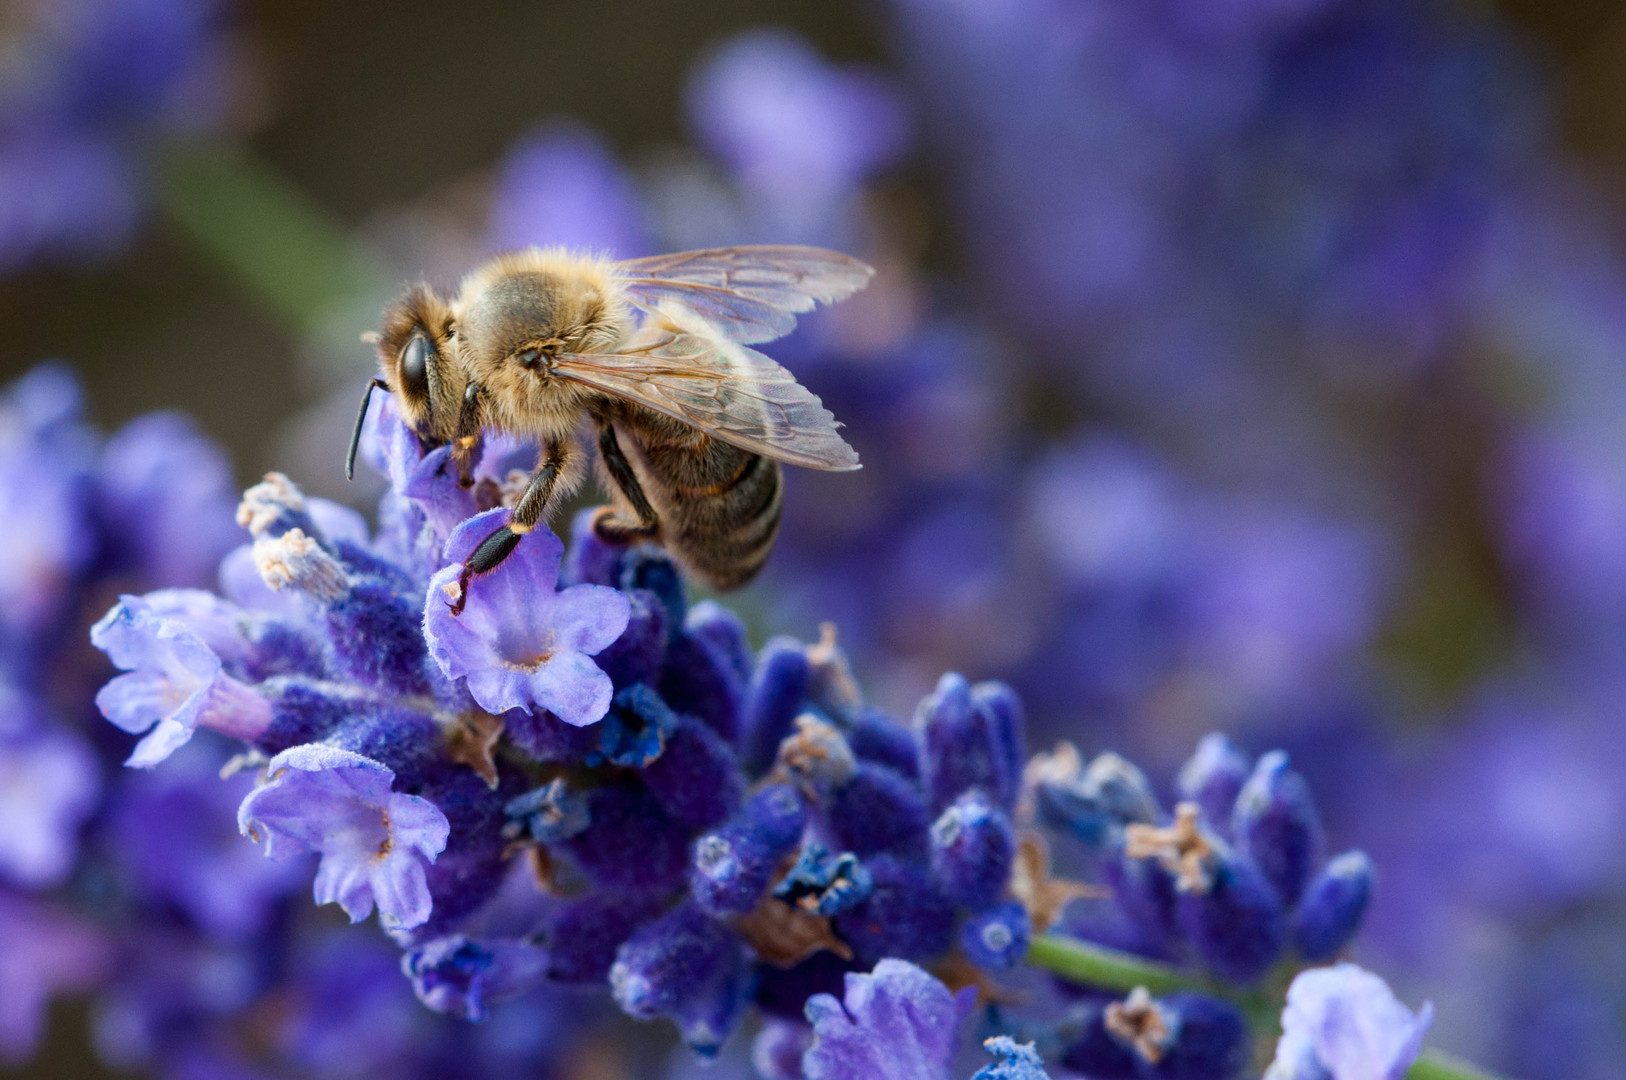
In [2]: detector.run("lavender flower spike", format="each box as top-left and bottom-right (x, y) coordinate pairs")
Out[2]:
(91, 593), (273, 767)
(425, 509), (630, 725)
(1264, 963), (1434, 1080)
(802, 958), (975, 1080)
(238, 744), (450, 931)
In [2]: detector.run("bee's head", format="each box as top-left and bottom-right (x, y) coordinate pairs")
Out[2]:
(346, 286), (469, 480)
(375, 285), (465, 445)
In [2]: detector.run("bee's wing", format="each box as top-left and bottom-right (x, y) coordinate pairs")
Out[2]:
(554, 328), (861, 471)
(614, 245), (875, 344)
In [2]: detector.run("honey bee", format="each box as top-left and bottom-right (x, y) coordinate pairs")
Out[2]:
(346, 245), (870, 612)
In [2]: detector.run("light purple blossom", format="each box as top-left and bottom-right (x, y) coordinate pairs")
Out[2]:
(802, 958), (975, 1080)
(0, 725), (99, 888)
(687, 30), (908, 227)
(486, 123), (650, 256)
(96, 411), (240, 588)
(1264, 963), (1434, 1080)
(91, 593), (273, 767)
(424, 509), (629, 725)
(237, 744), (450, 931)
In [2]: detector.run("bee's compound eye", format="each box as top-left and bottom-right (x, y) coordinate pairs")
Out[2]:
(401, 333), (431, 395)
(515, 348), (541, 369)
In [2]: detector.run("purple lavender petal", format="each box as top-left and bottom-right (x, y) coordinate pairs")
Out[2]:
(0, 725), (99, 888)
(802, 959), (974, 1080)
(237, 744), (450, 931)
(425, 509), (628, 724)
(91, 593), (274, 765)
(1266, 964), (1433, 1080)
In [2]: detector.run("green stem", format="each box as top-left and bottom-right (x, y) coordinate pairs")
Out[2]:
(150, 141), (390, 334)
(1026, 934), (1512, 1080)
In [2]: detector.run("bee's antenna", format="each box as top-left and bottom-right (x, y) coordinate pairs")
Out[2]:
(346, 378), (388, 481)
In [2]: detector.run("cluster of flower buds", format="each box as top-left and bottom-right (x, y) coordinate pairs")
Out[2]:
(1020, 734), (1374, 1079)
(85, 389), (1426, 1080)
(82, 394), (1056, 1072)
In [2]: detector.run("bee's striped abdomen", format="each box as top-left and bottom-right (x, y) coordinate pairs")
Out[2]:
(613, 410), (785, 591)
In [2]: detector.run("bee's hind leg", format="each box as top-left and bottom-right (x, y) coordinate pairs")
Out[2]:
(593, 425), (660, 545)
(449, 438), (571, 615)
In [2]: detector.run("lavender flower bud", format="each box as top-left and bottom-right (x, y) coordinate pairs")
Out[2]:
(660, 624), (745, 743)
(560, 506), (623, 586)
(642, 711), (746, 830)
(400, 935), (549, 1022)
(1177, 851), (1286, 984)
(961, 900), (1031, 970)
(685, 600), (753, 682)
(1175, 734), (1251, 836)
(1232, 751), (1323, 910)
(1146, 993), (1249, 1080)
(617, 547), (687, 635)
(832, 854), (955, 966)
(847, 707), (920, 779)
(1103, 846), (1180, 950)
(972, 680), (1027, 808)
(1059, 999), (1140, 1079)
(691, 783), (807, 915)
(504, 707), (599, 764)
(930, 789), (1016, 911)
(535, 893), (665, 984)
(610, 903), (750, 1056)
(741, 637), (813, 775)
(1292, 850), (1374, 963)
(594, 588), (669, 689)
(590, 683), (679, 768)
(1038, 749), (1163, 847)
(563, 785), (691, 895)
(916, 672), (1019, 813)
(825, 761), (930, 861)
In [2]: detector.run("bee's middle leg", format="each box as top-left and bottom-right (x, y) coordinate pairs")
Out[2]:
(450, 438), (571, 615)
(593, 425), (660, 545)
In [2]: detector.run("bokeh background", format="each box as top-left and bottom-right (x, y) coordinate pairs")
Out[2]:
(5, 0), (1626, 1076)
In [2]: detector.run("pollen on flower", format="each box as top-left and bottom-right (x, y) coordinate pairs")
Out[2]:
(236, 472), (307, 536)
(1124, 802), (1215, 893)
(253, 529), (348, 600)
(775, 714), (856, 794)
(1105, 987), (1172, 1064)
(504, 633), (559, 672)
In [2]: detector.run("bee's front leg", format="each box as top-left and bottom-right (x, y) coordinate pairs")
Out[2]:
(450, 438), (571, 615)
(450, 382), (485, 488)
